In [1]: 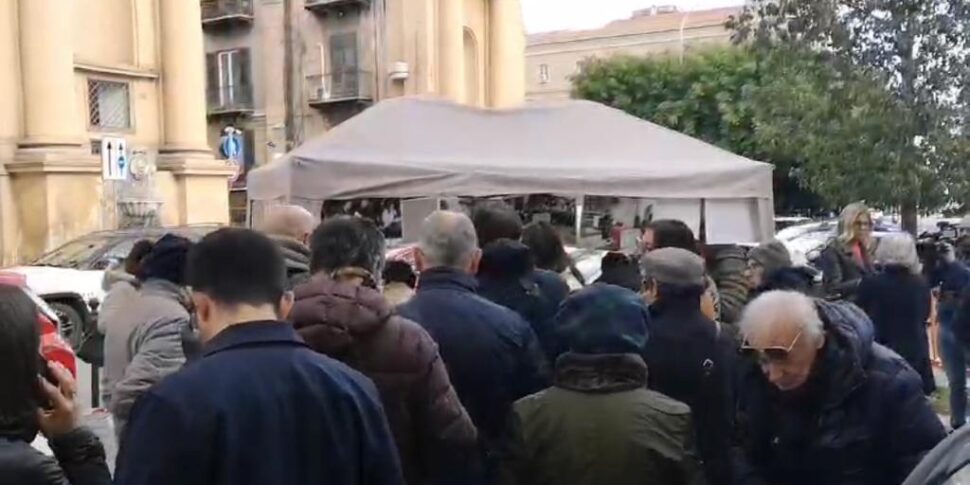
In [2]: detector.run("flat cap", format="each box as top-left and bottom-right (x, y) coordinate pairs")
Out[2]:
(640, 247), (705, 287)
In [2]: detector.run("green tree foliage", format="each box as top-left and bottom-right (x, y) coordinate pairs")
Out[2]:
(571, 47), (901, 214)
(730, 0), (970, 230)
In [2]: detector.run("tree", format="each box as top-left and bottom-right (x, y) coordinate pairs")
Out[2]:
(730, 0), (970, 232)
(571, 47), (901, 215)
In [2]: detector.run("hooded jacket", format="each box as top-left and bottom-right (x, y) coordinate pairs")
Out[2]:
(733, 300), (946, 485)
(477, 240), (566, 361)
(290, 276), (479, 484)
(269, 235), (312, 289)
(497, 354), (704, 485)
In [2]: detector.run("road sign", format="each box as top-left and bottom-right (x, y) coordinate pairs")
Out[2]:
(101, 137), (128, 181)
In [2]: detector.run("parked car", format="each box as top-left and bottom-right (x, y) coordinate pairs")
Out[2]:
(0, 271), (77, 378)
(6, 225), (221, 352)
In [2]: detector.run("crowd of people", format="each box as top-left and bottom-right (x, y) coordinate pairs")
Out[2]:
(2, 200), (969, 485)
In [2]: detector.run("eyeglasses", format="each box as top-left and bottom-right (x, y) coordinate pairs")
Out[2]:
(741, 330), (803, 364)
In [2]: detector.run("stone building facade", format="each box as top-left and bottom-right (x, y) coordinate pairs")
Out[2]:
(201, 0), (527, 223)
(526, 6), (741, 101)
(0, 0), (234, 264)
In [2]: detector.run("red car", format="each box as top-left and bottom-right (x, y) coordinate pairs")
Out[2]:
(0, 271), (77, 378)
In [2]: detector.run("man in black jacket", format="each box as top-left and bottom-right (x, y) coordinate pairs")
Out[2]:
(115, 228), (402, 485)
(640, 247), (735, 485)
(734, 291), (945, 485)
(399, 210), (548, 480)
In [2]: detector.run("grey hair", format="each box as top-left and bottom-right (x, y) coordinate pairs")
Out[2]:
(874, 233), (921, 274)
(420, 211), (479, 270)
(740, 290), (824, 344)
(260, 205), (316, 240)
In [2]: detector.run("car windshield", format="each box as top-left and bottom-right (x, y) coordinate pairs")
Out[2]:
(33, 236), (115, 269)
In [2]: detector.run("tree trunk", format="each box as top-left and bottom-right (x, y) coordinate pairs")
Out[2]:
(901, 201), (918, 235)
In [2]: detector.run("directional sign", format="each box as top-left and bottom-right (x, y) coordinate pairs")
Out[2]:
(101, 137), (128, 181)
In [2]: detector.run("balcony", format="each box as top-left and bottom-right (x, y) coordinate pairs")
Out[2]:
(207, 84), (255, 116)
(307, 72), (373, 107)
(304, 0), (370, 15)
(201, 0), (254, 29)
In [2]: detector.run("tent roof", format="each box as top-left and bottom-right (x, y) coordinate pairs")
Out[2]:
(247, 96), (773, 201)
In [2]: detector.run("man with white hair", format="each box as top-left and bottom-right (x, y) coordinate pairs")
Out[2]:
(733, 290), (945, 485)
(258, 204), (316, 288)
(398, 210), (548, 480)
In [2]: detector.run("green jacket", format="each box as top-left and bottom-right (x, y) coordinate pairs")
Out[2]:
(497, 353), (706, 485)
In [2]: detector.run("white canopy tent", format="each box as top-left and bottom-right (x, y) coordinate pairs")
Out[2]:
(247, 97), (775, 242)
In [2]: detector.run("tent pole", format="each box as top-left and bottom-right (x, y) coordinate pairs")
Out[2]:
(575, 195), (585, 247)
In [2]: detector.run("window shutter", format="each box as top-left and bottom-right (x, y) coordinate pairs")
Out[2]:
(206, 53), (218, 90)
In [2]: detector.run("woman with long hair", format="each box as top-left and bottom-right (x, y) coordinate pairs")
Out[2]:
(0, 285), (111, 484)
(820, 202), (875, 299)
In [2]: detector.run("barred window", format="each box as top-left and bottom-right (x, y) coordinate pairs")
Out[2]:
(88, 80), (131, 130)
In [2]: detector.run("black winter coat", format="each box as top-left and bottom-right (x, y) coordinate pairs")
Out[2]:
(477, 242), (569, 362)
(733, 300), (946, 485)
(0, 428), (110, 485)
(642, 295), (736, 485)
(398, 268), (549, 476)
(856, 267), (935, 394)
(819, 240), (874, 299)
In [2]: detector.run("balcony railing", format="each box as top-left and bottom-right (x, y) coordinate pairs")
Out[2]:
(305, 0), (370, 14)
(201, 0), (254, 28)
(207, 84), (255, 115)
(307, 71), (373, 106)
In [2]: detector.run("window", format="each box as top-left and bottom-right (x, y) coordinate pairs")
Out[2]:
(206, 48), (252, 108)
(329, 32), (359, 93)
(87, 80), (131, 130)
(539, 64), (550, 83)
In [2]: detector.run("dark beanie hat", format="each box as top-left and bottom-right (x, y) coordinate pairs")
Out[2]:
(140, 234), (193, 286)
(556, 284), (650, 354)
(749, 240), (792, 276)
(595, 252), (642, 292)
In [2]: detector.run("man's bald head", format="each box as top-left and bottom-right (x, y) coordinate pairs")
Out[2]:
(260, 205), (317, 243)
(418, 210), (480, 272)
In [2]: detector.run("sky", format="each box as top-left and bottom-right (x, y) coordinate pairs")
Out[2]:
(522, 0), (745, 34)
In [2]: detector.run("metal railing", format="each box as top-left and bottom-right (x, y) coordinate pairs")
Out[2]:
(306, 71), (374, 104)
(305, 0), (370, 11)
(206, 84), (254, 114)
(201, 0), (254, 22)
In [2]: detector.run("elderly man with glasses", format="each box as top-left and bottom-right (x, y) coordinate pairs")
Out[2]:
(733, 291), (945, 485)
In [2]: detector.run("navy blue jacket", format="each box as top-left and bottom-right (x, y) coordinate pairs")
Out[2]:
(477, 241), (569, 362)
(733, 301), (945, 485)
(398, 268), (548, 461)
(114, 321), (403, 485)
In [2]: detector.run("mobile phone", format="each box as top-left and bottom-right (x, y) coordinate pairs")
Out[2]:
(35, 354), (56, 410)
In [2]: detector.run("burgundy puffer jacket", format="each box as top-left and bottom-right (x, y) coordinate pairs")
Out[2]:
(291, 276), (480, 484)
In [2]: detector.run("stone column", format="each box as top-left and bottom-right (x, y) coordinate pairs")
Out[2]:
(157, 0), (233, 225)
(488, 0), (525, 108)
(9, 0), (101, 262)
(0, 1), (21, 264)
(17, 0), (83, 148)
(159, 0), (212, 154)
(438, 0), (464, 102)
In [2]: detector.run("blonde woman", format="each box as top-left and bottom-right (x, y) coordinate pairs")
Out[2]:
(820, 202), (875, 299)
(856, 233), (935, 394)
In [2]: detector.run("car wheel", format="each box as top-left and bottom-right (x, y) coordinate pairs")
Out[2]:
(50, 302), (84, 350)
